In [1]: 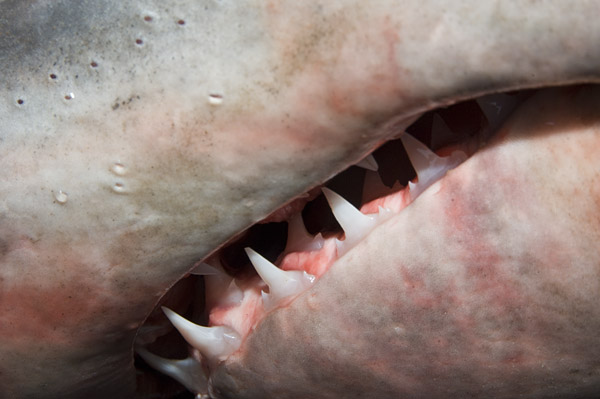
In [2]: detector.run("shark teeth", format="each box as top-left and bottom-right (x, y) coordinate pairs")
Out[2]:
(135, 347), (207, 395)
(161, 307), (241, 363)
(202, 260), (244, 309)
(190, 262), (220, 275)
(284, 213), (324, 254)
(400, 133), (467, 200)
(476, 92), (518, 132)
(245, 247), (315, 311)
(354, 153), (379, 171)
(322, 187), (382, 255)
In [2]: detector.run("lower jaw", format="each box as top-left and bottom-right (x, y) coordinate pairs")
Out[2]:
(135, 84), (600, 399)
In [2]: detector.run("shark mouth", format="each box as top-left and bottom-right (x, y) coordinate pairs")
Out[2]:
(132, 86), (588, 398)
(3, 3), (600, 399)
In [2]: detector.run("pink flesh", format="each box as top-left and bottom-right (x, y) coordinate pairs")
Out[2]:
(208, 87), (600, 398)
(1, 1), (600, 398)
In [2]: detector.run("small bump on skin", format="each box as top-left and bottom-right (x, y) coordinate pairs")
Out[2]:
(53, 190), (68, 204)
(110, 162), (126, 176)
(142, 11), (159, 23)
(208, 93), (224, 105)
(112, 182), (126, 194)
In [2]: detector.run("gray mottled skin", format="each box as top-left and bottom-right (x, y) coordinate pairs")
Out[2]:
(0, 0), (599, 398)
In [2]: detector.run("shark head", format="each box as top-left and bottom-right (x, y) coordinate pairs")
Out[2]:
(1, 1), (600, 398)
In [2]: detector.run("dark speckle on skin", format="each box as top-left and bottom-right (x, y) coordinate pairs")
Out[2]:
(112, 95), (140, 111)
(0, 0), (111, 74)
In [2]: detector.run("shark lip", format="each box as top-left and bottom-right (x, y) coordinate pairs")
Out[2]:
(134, 87), (534, 397)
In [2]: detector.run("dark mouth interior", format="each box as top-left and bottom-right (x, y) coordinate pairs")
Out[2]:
(134, 88), (536, 398)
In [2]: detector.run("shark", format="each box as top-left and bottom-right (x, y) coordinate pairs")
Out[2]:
(1, 0), (600, 398)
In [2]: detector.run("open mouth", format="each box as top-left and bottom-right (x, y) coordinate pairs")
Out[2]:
(133, 88), (536, 398)
(4, 2), (600, 398)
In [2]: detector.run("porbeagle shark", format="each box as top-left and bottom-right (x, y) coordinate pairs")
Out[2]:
(2, 1), (600, 398)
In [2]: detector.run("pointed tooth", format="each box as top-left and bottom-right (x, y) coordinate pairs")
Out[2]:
(190, 262), (219, 275)
(162, 307), (241, 362)
(244, 247), (315, 311)
(355, 154), (378, 171)
(476, 93), (518, 131)
(284, 214), (324, 253)
(322, 187), (378, 250)
(400, 133), (467, 200)
(400, 133), (438, 181)
(136, 347), (207, 394)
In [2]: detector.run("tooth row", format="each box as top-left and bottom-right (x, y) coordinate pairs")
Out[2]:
(400, 133), (467, 200)
(144, 131), (470, 394)
(245, 247), (316, 311)
(162, 307), (241, 363)
(135, 347), (207, 395)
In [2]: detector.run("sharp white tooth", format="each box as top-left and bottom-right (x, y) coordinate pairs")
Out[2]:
(190, 262), (219, 275)
(400, 133), (467, 200)
(322, 187), (378, 250)
(284, 213), (324, 253)
(244, 247), (315, 311)
(355, 154), (378, 171)
(162, 307), (241, 362)
(136, 347), (207, 394)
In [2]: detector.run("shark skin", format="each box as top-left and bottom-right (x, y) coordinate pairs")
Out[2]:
(210, 85), (600, 399)
(0, 0), (599, 398)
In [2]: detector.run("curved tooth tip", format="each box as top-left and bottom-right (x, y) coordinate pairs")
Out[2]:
(401, 133), (467, 199)
(322, 187), (377, 246)
(135, 347), (207, 394)
(400, 133), (438, 177)
(245, 247), (315, 310)
(355, 154), (378, 171)
(161, 307), (240, 361)
(244, 247), (285, 289)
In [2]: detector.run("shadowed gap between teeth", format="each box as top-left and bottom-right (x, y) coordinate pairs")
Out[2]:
(134, 90), (526, 396)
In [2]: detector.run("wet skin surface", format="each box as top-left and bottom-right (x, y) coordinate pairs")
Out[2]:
(1, 1), (600, 398)
(211, 86), (600, 399)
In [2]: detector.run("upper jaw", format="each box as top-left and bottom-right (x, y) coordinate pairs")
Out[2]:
(1, 1), (600, 397)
